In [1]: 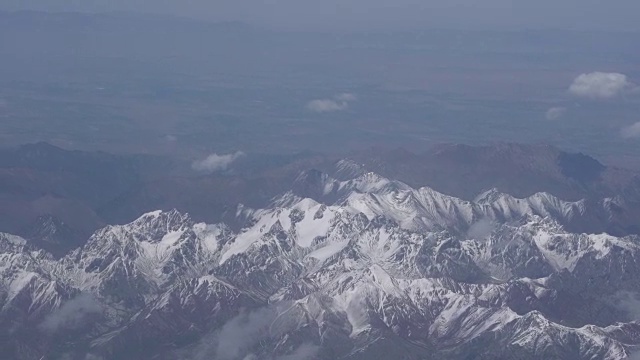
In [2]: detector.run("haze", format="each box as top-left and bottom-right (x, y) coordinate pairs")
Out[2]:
(3, 0), (640, 31)
(3, 2), (640, 359)
(0, 2), (639, 168)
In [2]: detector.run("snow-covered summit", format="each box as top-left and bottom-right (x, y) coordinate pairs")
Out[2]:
(1, 172), (640, 359)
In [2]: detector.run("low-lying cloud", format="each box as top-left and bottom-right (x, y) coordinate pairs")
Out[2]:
(545, 107), (566, 120)
(334, 93), (357, 102)
(192, 151), (245, 174)
(39, 293), (102, 333)
(191, 304), (320, 360)
(274, 343), (320, 360)
(569, 72), (634, 99)
(467, 218), (495, 241)
(307, 99), (348, 112)
(0, 98), (6, 116)
(58, 353), (105, 360)
(214, 307), (276, 360)
(306, 93), (356, 113)
(240, 344), (319, 360)
(621, 122), (640, 139)
(611, 291), (640, 321)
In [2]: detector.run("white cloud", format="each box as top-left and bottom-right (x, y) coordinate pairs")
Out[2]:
(214, 307), (276, 360)
(545, 107), (566, 120)
(467, 218), (495, 241)
(39, 293), (102, 333)
(335, 93), (357, 102)
(611, 291), (640, 320)
(274, 343), (320, 360)
(621, 122), (640, 139)
(165, 134), (177, 142)
(307, 99), (348, 112)
(191, 303), (319, 360)
(84, 355), (105, 360)
(306, 93), (356, 113)
(569, 72), (634, 99)
(191, 307), (273, 360)
(192, 151), (245, 173)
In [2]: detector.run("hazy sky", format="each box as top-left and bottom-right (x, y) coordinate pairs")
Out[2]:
(3, 0), (640, 31)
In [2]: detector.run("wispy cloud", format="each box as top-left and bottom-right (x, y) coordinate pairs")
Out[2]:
(215, 307), (276, 360)
(191, 304), (320, 360)
(306, 93), (357, 113)
(545, 107), (566, 120)
(85, 355), (105, 360)
(621, 122), (640, 139)
(569, 72), (634, 99)
(606, 291), (640, 360)
(307, 99), (348, 112)
(192, 151), (245, 174)
(611, 291), (640, 320)
(467, 218), (495, 241)
(274, 343), (320, 360)
(334, 93), (357, 102)
(39, 293), (102, 333)
(0, 98), (6, 116)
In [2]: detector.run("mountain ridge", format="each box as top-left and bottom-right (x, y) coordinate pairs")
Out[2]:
(2, 141), (640, 256)
(2, 170), (640, 359)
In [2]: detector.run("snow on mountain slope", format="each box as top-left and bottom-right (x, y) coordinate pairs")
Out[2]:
(1, 171), (640, 359)
(295, 169), (629, 237)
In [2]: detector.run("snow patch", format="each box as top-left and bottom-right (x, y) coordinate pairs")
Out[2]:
(294, 205), (335, 248)
(307, 240), (349, 262)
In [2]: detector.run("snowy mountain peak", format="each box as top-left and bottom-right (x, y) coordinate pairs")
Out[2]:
(0, 232), (27, 249)
(2, 171), (640, 359)
(334, 158), (366, 178)
(474, 188), (505, 204)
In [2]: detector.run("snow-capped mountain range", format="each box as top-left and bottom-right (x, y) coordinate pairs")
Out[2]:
(2, 170), (640, 359)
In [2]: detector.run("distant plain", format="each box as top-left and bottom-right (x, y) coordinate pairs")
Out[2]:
(0, 12), (639, 167)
